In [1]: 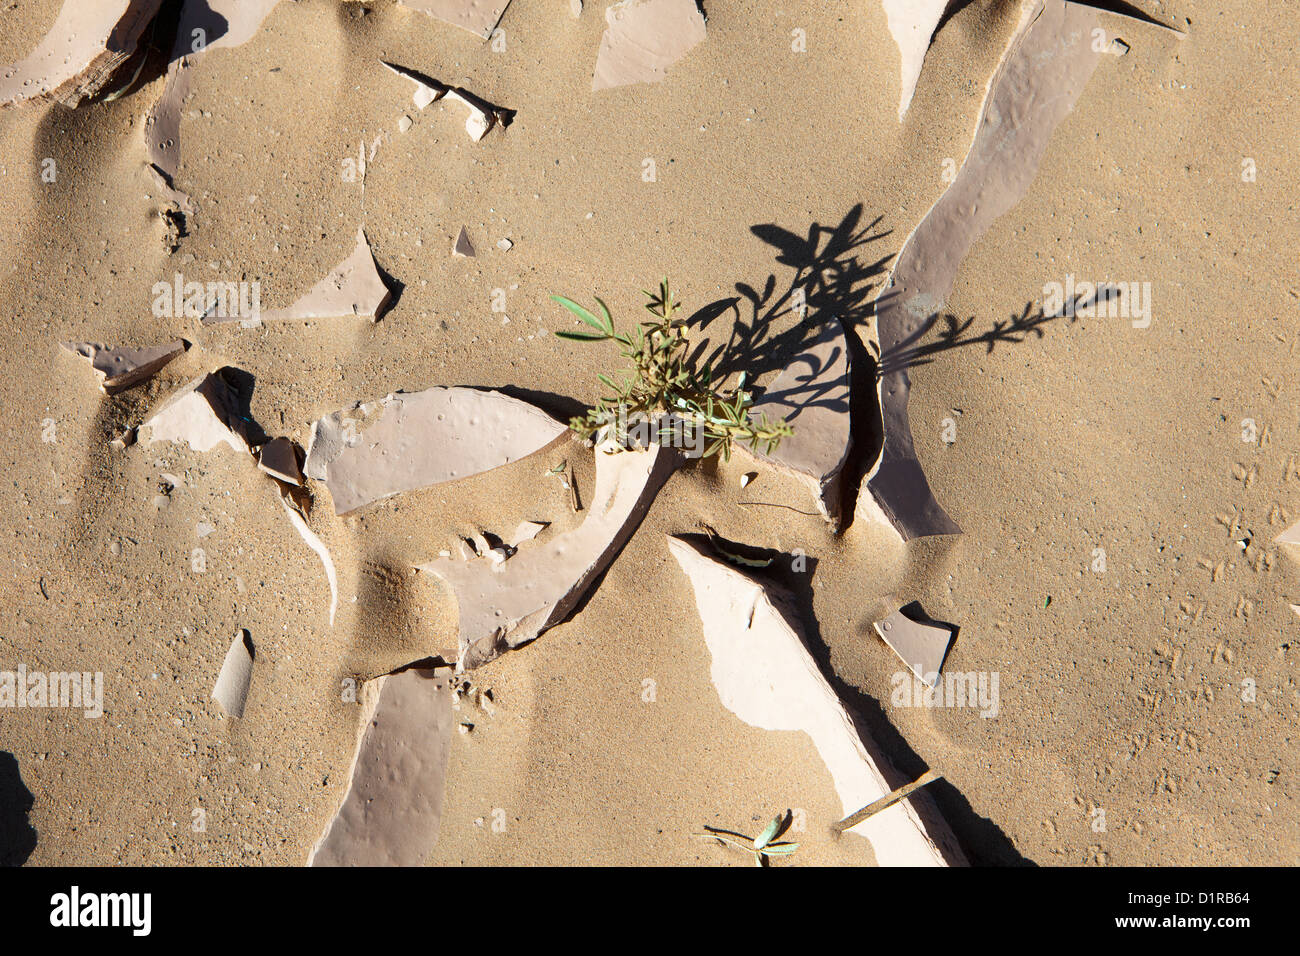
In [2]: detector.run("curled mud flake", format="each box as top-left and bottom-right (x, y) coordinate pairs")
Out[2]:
(0, 0), (163, 109)
(744, 318), (852, 529)
(873, 606), (956, 686)
(61, 339), (187, 395)
(418, 441), (681, 669)
(212, 629), (254, 718)
(867, 0), (1111, 540)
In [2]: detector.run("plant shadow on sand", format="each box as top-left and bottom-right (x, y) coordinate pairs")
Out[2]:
(674, 206), (1081, 863)
(686, 204), (1070, 532)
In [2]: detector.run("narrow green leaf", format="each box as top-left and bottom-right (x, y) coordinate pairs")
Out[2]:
(593, 296), (616, 335)
(753, 814), (782, 850)
(551, 294), (608, 332)
(554, 329), (608, 342)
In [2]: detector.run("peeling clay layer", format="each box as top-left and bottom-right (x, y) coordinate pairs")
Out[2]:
(280, 499), (339, 627)
(881, 0), (949, 120)
(206, 229), (391, 325)
(306, 386), (569, 515)
(591, 0), (707, 92)
(420, 442), (681, 669)
(873, 608), (955, 686)
(668, 537), (965, 866)
(141, 371), (252, 454)
(397, 0), (514, 39)
(146, 1), (289, 205)
(0, 0), (162, 109)
(865, 0), (1102, 540)
(309, 663), (454, 866)
(61, 339), (187, 395)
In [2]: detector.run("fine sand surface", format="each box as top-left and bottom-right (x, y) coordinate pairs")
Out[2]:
(0, 0), (1296, 866)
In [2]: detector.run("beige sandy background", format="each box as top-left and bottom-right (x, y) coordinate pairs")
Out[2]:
(0, 0), (1295, 865)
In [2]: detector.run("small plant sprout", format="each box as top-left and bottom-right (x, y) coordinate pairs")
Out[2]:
(545, 459), (580, 511)
(551, 279), (793, 461)
(695, 810), (800, 867)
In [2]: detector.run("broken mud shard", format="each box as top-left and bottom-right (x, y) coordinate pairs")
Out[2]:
(398, 0), (514, 39)
(141, 372), (251, 454)
(280, 499), (339, 627)
(0, 0), (162, 109)
(452, 226), (476, 257)
(146, 1), (288, 212)
(382, 61), (447, 110)
(867, 0), (1102, 540)
(306, 387), (568, 515)
(62, 339), (187, 394)
(207, 229), (390, 324)
(873, 607), (955, 686)
(668, 537), (965, 866)
(310, 663), (454, 866)
(745, 318), (852, 528)
(212, 630), (254, 718)
(258, 437), (304, 485)
(420, 442), (681, 669)
(592, 0), (707, 92)
(882, 0), (948, 120)
(380, 63), (504, 141)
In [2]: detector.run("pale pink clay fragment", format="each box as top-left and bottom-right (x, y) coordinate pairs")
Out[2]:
(745, 319), (852, 528)
(419, 442), (681, 669)
(592, 0), (707, 92)
(305, 387), (569, 515)
(668, 536), (965, 867)
(0, 0), (162, 109)
(309, 663), (454, 865)
(62, 339), (187, 394)
(141, 372), (251, 454)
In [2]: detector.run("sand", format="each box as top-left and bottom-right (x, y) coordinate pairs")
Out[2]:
(0, 0), (1295, 866)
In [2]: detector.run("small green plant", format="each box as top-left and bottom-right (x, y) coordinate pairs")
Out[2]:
(694, 811), (800, 867)
(552, 279), (792, 461)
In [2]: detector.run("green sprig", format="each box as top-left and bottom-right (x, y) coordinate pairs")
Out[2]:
(552, 279), (793, 461)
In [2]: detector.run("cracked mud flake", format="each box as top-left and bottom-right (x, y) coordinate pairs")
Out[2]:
(591, 0), (707, 92)
(305, 386), (569, 515)
(257, 437), (304, 486)
(452, 226), (476, 257)
(381, 60), (447, 110)
(881, 0), (949, 120)
(207, 229), (390, 324)
(212, 629), (255, 718)
(0, 0), (162, 109)
(279, 499), (339, 627)
(141, 372), (252, 454)
(744, 318), (852, 528)
(310, 663), (454, 866)
(61, 339), (187, 395)
(145, 0), (288, 208)
(866, 0), (1104, 541)
(668, 536), (965, 866)
(419, 442), (681, 669)
(873, 607), (956, 686)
